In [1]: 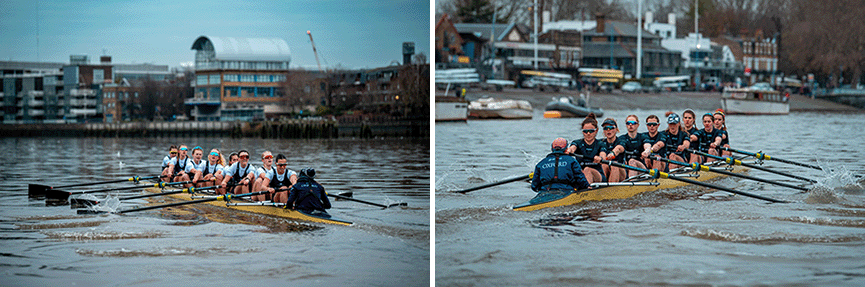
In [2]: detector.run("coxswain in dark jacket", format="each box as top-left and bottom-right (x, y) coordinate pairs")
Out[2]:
(285, 168), (332, 214)
(531, 138), (591, 192)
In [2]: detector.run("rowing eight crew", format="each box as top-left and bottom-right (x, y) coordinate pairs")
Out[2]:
(160, 146), (330, 213)
(567, 109), (730, 184)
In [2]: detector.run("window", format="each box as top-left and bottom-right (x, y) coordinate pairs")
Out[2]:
(241, 87), (255, 97)
(197, 75), (208, 85)
(210, 87), (220, 99)
(241, 74), (254, 83)
(257, 87), (269, 98)
(209, 75), (220, 85)
(224, 74), (238, 82)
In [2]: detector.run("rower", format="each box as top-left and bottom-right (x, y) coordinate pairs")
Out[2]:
(566, 113), (607, 184)
(185, 146), (206, 187)
(223, 152), (238, 178)
(218, 150), (255, 195)
(620, 115), (649, 178)
(641, 115), (668, 171)
(161, 145), (177, 173)
(252, 151), (274, 197)
(712, 109), (731, 157)
(165, 145), (193, 183)
(600, 118), (627, 182)
(531, 138), (591, 193)
(261, 154), (299, 202)
(283, 168), (331, 215)
(689, 113), (723, 163)
(193, 148), (225, 188)
(682, 109), (698, 135)
(661, 112), (691, 170)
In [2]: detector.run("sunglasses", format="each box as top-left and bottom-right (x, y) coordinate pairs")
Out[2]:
(646, 122), (659, 127)
(239, 155), (249, 159)
(626, 121), (638, 126)
(582, 129), (596, 134)
(170, 151), (178, 155)
(262, 155), (273, 159)
(276, 163), (288, 167)
(603, 126), (616, 130)
(210, 152), (219, 156)
(179, 147), (188, 151)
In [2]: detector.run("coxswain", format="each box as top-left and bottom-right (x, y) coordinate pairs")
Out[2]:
(566, 113), (608, 184)
(165, 145), (192, 183)
(689, 113), (723, 163)
(661, 112), (691, 170)
(261, 154), (299, 202)
(283, 168), (331, 215)
(218, 150), (255, 195)
(531, 138), (591, 194)
(712, 109), (731, 157)
(161, 145), (177, 173)
(193, 148), (225, 188)
(252, 151), (275, 196)
(600, 118), (627, 182)
(620, 115), (649, 178)
(682, 109), (698, 135)
(640, 115), (668, 170)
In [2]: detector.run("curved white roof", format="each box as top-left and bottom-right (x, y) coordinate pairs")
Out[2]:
(191, 36), (291, 62)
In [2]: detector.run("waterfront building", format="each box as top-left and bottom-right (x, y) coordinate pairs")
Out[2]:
(579, 15), (681, 79)
(188, 36), (291, 121)
(434, 14), (465, 65)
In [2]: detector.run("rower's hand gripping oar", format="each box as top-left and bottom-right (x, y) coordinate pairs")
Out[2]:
(29, 175), (167, 199)
(78, 190), (268, 215)
(571, 153), (788, 203)
(327, 192), (407, 209)
(48, 179), (216, 203)
(648, 155), (809, 192)
(720, 146), (823, 171)
(70, 185), (222, 209)
(453, 174), (532, 194)
(688, 148), (817, 184)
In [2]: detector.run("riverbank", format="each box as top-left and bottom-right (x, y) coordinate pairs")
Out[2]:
(462, 88), (863, 113)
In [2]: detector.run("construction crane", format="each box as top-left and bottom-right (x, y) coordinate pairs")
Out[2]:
(307, 30), (323, 73)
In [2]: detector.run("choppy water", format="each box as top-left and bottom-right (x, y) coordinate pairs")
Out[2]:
(0, 137), (429, 286)
(436, 110), (865, 285)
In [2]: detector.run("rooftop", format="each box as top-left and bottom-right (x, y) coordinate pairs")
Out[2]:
(191, 36), (292, 62)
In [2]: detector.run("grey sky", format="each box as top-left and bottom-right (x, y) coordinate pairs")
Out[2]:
(0, 0), (430, 70)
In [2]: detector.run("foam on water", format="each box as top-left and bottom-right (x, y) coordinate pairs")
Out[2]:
(681, 229), (865, 244)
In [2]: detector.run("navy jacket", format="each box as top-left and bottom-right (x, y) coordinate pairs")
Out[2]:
(531, 151), (591, 192)
(286, 176), (332, 213)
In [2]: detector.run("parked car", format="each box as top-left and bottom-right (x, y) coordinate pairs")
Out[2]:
(621, 81), (642, 93)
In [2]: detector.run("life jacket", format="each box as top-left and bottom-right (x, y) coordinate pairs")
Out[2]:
(230, 163), (250, 184)
(574, 139), (603, 167)
(269, 167), (292, 188)
(173, 156), (188, 176)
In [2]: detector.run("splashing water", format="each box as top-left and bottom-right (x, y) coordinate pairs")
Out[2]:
(90, 196), (122, 213)
(815, 164), (862, 193)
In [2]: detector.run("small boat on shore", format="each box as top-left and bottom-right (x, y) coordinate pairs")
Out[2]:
(720, 88), (789, 115)
(543, 96), (604, 118)
(435, 95), (469, 122)
(468, 97), (533, 119)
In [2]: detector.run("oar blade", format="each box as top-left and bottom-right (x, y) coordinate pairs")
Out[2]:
(77, 209), (108, 215)
(28, 184), (50, 199)
(44, 189), (73, 205)
(70, 198), (99, 209)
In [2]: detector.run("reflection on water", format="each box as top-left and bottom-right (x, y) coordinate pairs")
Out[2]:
(0, 137), (429, 286)
(436, 111), (865, 285)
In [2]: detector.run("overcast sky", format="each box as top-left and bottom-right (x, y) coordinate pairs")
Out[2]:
(0, 0), (430, 70)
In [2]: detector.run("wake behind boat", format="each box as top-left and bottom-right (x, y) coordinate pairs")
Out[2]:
(468, 97), (533, 119)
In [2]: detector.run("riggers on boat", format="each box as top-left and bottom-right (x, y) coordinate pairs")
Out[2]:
(142, 186), (352, 226)
(513, 163), (746, 212)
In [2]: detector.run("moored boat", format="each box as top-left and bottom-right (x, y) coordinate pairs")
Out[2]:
(514, 163), (746, 211)
(543, 96), (604, 118)
(143, 186), (353, 226)
(468, 97), (533, 119)
(720, 88), (790, 115)
(435, 95), (469, 122)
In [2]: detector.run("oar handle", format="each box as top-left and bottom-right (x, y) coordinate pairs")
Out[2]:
(454, 174), (531, 194)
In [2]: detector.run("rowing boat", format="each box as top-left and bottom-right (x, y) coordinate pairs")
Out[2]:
(513, 162), (747, 211)
(140, 186), (353, 226)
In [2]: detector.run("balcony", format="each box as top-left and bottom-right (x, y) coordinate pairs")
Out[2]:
(185, 97), (221, 106)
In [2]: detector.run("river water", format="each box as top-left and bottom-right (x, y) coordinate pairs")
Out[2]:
(0, 137), (429, 286)
(436, 110), (865, 285)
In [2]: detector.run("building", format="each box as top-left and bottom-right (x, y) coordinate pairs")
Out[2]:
(741, 32), (778, 83)
(434, 14), (465, 65)
(580, 15), (680, 78)
(188, 36), (291, 121)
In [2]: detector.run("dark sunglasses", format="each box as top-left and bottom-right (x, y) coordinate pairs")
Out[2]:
(646, 122), (659, 127)
(582, 129), (596, 134)
(170, 151), (178, 155)
(239, 155), (249, 159)
(626, 121), (638, 126)
(276, 163), (288, 167)
(602, 126), (616, 130)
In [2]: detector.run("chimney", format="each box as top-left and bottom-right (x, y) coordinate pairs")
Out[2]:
(596, 13), (605, 33)
(668, 13), (676, 26)
(646, 11), (653, 24)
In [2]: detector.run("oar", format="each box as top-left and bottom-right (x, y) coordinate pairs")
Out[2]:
(29, 175), (166, 198)
(78, 191), (268, 214)
(70, 185), (221, 209)
(720, 147), (823, 171)
(47, 180), (211, 203)
(688, 149), (817, 184)
(327, 193), (407, 209)
(649, 155), (809, 192)
(571, 154), (787, 203)
(454, 174), (532, 194)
